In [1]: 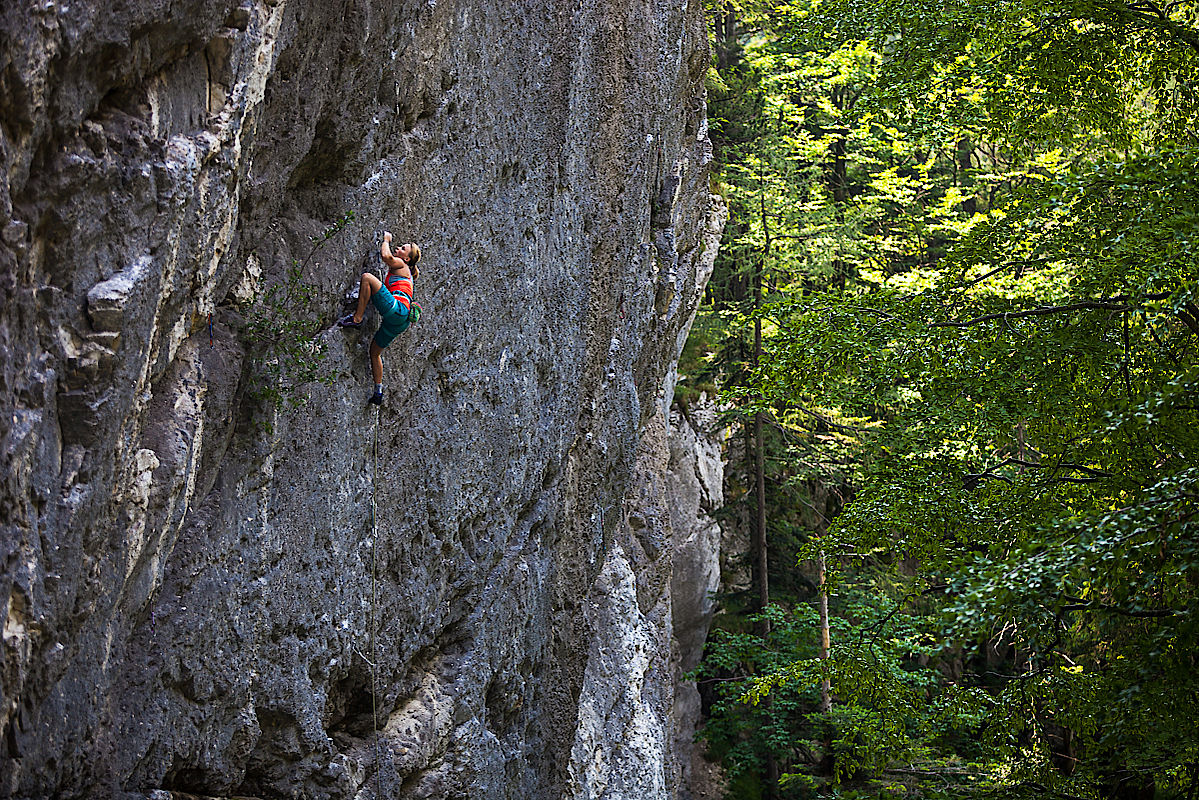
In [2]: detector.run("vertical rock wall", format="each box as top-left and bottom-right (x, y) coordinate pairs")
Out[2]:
(0, 0), (724, 798)
(564, 389), (726, 800)
(666, 400), (725, 799)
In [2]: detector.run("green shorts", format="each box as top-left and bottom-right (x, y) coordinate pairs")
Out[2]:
(371, 287), (411, 348)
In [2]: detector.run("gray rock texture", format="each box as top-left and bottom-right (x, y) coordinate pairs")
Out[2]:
(666, 401), (724, 800)
(0, 0), (725, 798)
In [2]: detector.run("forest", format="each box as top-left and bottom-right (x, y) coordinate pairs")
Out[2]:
(682, 0), (1199, 797)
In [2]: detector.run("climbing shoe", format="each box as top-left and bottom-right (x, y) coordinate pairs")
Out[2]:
(368, 390), (383, 407)
(337, 314), (363, 328)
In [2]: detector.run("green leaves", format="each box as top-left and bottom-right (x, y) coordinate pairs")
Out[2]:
(806, 0), (1199, 146)
(695, 0), (1199, 793)
(694, 0), (1199, 796)
(244, 211), (356, 413)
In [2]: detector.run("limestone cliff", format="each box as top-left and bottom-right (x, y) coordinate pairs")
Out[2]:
(0, 0), (724, 797)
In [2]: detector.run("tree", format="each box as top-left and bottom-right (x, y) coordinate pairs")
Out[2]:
(738, 0), (1199, 795)
(692, 0), (1199, 796)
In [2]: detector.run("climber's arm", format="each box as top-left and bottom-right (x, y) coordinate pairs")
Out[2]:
(381, 232), (404, 269)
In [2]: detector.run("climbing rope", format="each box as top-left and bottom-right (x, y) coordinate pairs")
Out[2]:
(369, 405), (384, 798)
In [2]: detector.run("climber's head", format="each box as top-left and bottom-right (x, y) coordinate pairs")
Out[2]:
(394, 242), (421, 266)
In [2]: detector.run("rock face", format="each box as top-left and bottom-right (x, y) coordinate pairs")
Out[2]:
(0, 1), (724, 798)
(665, 401), (724, 800)
(566, 391), (725, 800)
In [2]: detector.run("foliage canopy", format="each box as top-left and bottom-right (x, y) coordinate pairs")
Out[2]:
(692, 0), (1198, 796)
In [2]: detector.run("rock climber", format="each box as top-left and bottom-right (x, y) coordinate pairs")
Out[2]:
(338, 231), (421, 406)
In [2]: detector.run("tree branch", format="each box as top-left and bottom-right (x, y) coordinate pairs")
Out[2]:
(1179, 302), (1199, 337)
(931, 293), (1172, 327)
(1095, 0), (1199, 54)
(963, 457), (1113, 489)
(1060, 595), (1178, 617)
(781, 402), (872, 434)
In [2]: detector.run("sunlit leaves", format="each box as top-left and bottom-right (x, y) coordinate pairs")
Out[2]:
(698, 0), (1198, 795)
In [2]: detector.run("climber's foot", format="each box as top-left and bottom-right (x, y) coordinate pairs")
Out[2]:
(368, 390), (383, 407)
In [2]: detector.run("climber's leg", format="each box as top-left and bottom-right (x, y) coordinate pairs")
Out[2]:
(353, 272), (383, 324)
(369, 341), (384, 385)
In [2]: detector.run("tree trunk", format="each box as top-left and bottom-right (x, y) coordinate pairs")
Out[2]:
(754, 164), (776, 800)
(714, 6), (738, 70)
(828, 123), (849, 288)
(754, 397), (768, 621)
(754, 148), (771, 630)
(817, 547), (831, 713)
(957, 137), (977, 215)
